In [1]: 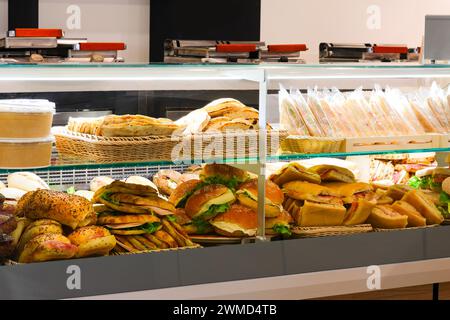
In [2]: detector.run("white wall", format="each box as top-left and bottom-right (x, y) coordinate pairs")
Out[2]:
(261, 0), (450, 63)
(2, 0), (450, 63)
(39, 0), (149, 62)
(0, 0), (7, 35)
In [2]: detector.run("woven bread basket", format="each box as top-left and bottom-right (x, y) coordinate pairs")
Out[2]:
(280, 135), (344, 154)
(291, 224), (373, 238)
(373, 224), (439, 232)
(53, 127), (287, 164)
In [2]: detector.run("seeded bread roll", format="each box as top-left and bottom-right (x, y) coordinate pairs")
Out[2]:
(18, 233), (78, 263)
(17, 190), (97, 229)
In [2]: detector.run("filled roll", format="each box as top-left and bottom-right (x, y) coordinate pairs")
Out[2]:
(17, 190), (97, 229)
(236, 179), (284, 218)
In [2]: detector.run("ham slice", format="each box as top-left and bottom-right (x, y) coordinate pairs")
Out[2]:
(148, 206), (173, 216)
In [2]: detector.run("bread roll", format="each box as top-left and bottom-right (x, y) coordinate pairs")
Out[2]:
(210, 204), (257, 237)
(0, 187), (26, 200)
(392, 201), (426, 227)
(74, 190), (94, 201)
(443, 177), (450, 196)
(90, 176), (114, 192)
(68, 226), (116, 258)
(7, 172), (49, 192)
(18, 233), (77, 263)
(367, 205), (408, 229)
(17, 190), (97, 229)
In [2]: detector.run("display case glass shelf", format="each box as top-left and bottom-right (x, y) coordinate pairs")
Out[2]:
(269, 147), (450, 162)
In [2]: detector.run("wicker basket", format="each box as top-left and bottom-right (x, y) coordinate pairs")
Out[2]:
(291, 224), (373, 238)
(53, 127), (177, 163)
(280, 135), (344, 154)
(53, 127), (287, 164)
(373, 224), (439, 232)
(183, 130), (288, 162)
(112, 245), (202, 255)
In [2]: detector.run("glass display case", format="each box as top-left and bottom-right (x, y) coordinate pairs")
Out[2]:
(1, 63), (450, 300)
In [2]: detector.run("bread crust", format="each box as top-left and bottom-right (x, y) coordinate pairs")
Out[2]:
(210, 204), (257, 237)
(343, 199), (375, 226)
(392, 201), (426, 227)
(184, 184), (230, 219)
(282, 181), (340, 201)
(270, 163), (321, 186)
(298, 201), (346, 227)
(443, 178), (450, 195)
(309, 165), (356, 183)
(67, 226), (111, 245)
(18, 190), (96, 229)
(402, 190), (444, 225)
(97, 214), (160, 225)
(168, 179), (202, 207)
(367, 205), (408, 229)
(200, 164), (248, 182)
(265, 210), (293, 229)
(238, 179), (284, 205)
(18, 233), (77, 263)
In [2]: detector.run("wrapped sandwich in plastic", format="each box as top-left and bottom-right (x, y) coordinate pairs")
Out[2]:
(408, 93), (444, 133)
(384, 87), (425, 135)
(306, 87), (335, 136)
(278, 84), (309, 135)
(423, 83), (449, 132)
(328, 88), (358, 138)
(345, 88), (379, 137)
(371, 85), (410, 136)
(290, 89), (325, 136)
(317, 88), (345, 137)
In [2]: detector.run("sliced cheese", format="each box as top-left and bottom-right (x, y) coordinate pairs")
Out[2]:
(238, 189), (277, 206)
(211, 221), (256, 237)
(198, 190), (235, 215)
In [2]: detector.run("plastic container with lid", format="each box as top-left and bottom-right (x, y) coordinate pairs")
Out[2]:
(0, 100), (55, 139)
(0, 136), (53, 169)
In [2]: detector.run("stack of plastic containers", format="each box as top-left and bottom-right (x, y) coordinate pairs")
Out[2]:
(0, 99), (55, 168)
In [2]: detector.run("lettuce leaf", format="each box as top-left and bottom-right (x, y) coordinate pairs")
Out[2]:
(408, 176), (440, 190)
(140, 222), (161, 234)
(66, 186), (76, 195)
(199, 203), (230, 221)
(408, 176), (422, 189)
(192, 219), (213, 234)
(439, 192), (450, 219)
(166, 215), (177, 222)
(105, 221), (161, 233)
(100, 192), (120, 205)
(176, 176), (240, 209)
(440, 191), (450, 204)
(202, 176), (241, 191)
(273, 224), (292, 237)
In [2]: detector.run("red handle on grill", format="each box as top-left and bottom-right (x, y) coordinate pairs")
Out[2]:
(373, 46), (408, 54)
(14, 28), (63, 38)
(216, 44), (257, 53)
(267, 44), (308, 52)
(78, 42), (127, 51)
